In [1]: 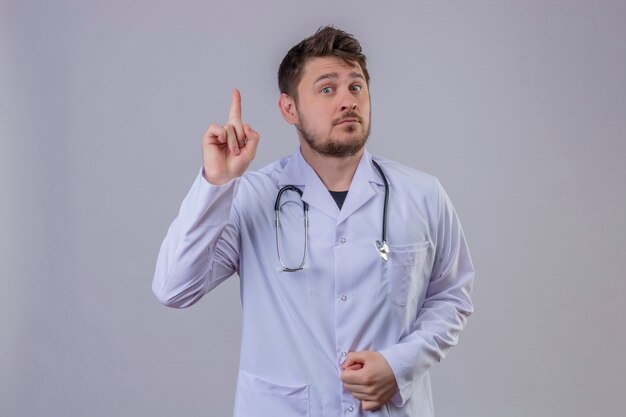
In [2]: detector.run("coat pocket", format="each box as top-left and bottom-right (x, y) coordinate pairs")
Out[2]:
(388, 242), (429, 307)
(234, 371), (310, 417)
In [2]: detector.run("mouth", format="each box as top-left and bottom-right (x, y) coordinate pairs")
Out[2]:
(334, 117), (360, 126)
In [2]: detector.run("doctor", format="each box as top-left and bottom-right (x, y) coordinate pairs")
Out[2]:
(153, 26), (474, 416)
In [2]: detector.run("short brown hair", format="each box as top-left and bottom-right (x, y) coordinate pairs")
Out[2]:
(277, 26), (370, 99)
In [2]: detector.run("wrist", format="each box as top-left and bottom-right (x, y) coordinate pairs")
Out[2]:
(202, 168), (235, 185)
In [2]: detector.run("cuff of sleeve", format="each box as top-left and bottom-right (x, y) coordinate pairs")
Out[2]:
(199, 167), (240, 188)
(379, 348), (414, 407)
(195, 168), (241, 203)
(175, 168), (240, 225)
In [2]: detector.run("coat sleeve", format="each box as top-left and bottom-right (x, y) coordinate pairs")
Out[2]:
(379, 180), (474, 406)
(151, 171), (241, 308)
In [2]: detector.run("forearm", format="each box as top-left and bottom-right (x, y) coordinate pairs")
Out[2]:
(152, 172), (240, 308)
(380, 180), (475, 406)
(379, 279), (473, 405)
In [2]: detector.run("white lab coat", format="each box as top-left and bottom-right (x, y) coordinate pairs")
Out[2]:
(153, 148), (474, 417)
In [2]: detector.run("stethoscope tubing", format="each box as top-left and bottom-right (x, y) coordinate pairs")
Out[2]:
(371, 159), (389, 246)
(274, 159), (389, 271)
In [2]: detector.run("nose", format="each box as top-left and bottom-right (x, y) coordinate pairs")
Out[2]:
(338, 89), (358, 112)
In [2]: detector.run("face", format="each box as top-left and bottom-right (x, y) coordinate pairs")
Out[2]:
(286, 56), (371, 158)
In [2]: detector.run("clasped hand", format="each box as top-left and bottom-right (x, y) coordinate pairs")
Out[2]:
(341, 350), (399, 411)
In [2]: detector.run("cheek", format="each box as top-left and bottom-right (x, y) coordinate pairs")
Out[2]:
(360, 97), (371, 112)
(361, 103), (371, 124)
(308, 106), (332, 126)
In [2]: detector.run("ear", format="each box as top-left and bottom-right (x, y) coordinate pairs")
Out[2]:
(278, 93), (298, 125)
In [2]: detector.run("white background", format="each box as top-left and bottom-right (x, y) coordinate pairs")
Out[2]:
(2, 1), (625, 416)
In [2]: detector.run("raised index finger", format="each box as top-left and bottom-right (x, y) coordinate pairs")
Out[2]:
(228, 89), (242, 122)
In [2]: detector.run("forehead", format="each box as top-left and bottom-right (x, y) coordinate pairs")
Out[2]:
(299, 56), (364, 84)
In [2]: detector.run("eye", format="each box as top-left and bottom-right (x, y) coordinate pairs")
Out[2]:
(321, 86), (333, 94)
(350, 84), (362, 92)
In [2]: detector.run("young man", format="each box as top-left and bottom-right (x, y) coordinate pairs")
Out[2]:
(153, 26), (474, 417)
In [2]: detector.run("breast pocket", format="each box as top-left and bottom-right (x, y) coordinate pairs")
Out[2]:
(234, 371), (310, 417)
(388, 242), (429, 307)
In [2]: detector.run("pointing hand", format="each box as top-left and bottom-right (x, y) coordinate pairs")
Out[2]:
(202, 89), (260, 185)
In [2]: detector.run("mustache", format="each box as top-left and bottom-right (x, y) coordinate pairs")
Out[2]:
(333, 111), (362, 125)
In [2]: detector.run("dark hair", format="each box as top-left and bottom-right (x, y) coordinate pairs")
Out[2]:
(277, 26), (370, 99)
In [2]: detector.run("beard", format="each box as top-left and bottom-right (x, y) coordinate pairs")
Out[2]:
(296, 110), (371, 158)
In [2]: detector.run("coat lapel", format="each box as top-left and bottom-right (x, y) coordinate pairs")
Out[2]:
(337, 150), (384, 226)
(277, 148), (385, 224)
(277, 149), (339, 220)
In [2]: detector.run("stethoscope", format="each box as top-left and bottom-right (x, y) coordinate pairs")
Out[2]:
(274, 160), (389, 272)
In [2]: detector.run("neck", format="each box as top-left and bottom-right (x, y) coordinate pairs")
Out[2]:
(299, 143), (364, 191)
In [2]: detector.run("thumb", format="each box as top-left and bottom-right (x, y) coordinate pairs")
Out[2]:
(242, 124), (260, 155)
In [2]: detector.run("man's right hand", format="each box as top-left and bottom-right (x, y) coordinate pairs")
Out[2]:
(202, 89), (260, 185)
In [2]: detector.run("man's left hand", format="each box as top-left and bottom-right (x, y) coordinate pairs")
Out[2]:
(340, 351), (399, 411)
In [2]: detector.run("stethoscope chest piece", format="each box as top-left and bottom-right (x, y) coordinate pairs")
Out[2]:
(376, 240), (389, 261)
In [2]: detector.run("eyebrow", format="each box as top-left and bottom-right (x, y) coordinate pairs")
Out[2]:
(313, 71), (365, 84)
